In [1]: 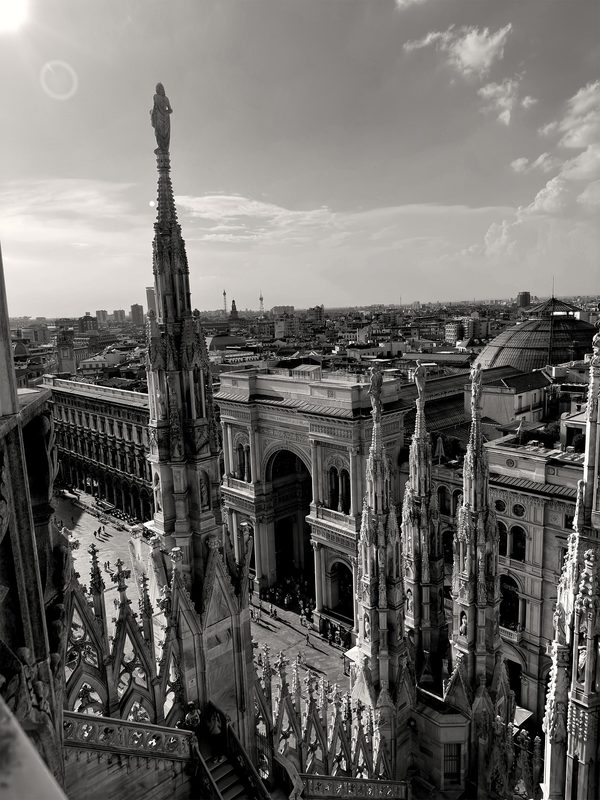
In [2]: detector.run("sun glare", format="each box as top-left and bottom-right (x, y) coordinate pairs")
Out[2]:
(0, 0), (28, 33)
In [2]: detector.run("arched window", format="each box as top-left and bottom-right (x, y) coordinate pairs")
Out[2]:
(511, 526), (526, 562)
(437, 486), (451, 516)
(237, 443), (245, 479)
(499, 575), (519, 630)
(498, 521), (508, 557)
(328, 467), (339, 511)
(339, 469), (351, 515)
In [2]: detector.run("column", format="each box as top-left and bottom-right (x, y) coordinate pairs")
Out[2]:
(231, 510), (240, 563)
(252, 518), (263, 593)
(519, 597), (526, 630)
(313, 542), (323, 611)
(351, 557), (359, 633)
(249, 428), (259, 484)
(224, 423), (233, 476)
(310, 440), (319, 504)
(349, 448), (358, 516)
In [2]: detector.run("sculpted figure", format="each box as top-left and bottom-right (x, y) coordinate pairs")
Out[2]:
(414, 360), (426, 401)
(368, 366), (383, 416)
(150, 83), (173, 153)
(470, 362), (483, 412)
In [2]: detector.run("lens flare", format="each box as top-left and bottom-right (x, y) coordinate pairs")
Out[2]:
(40, 60), (78, 101)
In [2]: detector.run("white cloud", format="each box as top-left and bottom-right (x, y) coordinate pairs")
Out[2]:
(478, 79), (520, 125)
(560, 143), (600, 181)
(521, 95), (537, 109)
(577, 180), (600, 210)
(404, 24), (512, 79)
(511, 157), (530, 173)
(478, 76), (537, 126)
(539, 81), (600, 150)
(510, 152), (560, 174)
(395, 0), (430, 8)
(460, 80), (600, 286)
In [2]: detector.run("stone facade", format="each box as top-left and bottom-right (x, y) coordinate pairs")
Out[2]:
(215, 366), (406, 636)
(42, 376), (153, 520)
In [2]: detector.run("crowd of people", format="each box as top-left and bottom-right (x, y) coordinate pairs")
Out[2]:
(258, 574), (316, 622)
(253, 572), (353, 652)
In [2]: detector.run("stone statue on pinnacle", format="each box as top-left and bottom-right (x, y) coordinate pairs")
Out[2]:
(150, 82), (173, 153)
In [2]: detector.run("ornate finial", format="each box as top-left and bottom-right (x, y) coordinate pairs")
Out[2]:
(368, 365), (383, 419)
(170, 547), (184, 570)
(111, 559), (131, 596)
(150, 83), (173, 154)
(139, 573), (153, 618)
(88, 543), (105, 596)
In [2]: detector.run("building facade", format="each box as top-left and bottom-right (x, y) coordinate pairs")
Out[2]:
(215, 364), (406, 636)
(42, 376), (154, 520)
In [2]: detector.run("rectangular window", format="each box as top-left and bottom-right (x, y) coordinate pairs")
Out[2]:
(444, 743), (461, 784)
(564, 514), (574, 530)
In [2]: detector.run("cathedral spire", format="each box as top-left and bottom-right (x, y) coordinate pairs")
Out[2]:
(365, 366), (390, 514)
(401, 362), (446, 684)
(352, 366), (408, 761)
(150, 83), (192, 324)
(145, 84), (222, 587)
(450, 362), (501, 690)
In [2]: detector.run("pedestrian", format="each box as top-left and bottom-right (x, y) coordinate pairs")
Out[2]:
(305, 633), (311, 647)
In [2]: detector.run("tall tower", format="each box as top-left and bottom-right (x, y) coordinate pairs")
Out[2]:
(352, 366), (413, 776)
(144, 83), (253, 743)
(56, 328), (75, 375)
(450, 363), (502, 688)
(145, 86), (223, 584)
(543, 323), (600, 800)
(446, 363), (514, 798)
(401, 363), (446, 684)
(259, 289), (264, 314)
(223, 289), (227, 316)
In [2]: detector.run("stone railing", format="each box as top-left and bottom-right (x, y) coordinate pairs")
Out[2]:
(63, 711), (193, 761)
(207, 702), (271, 800)
(223, 475), (253, 493)
(301, 775), (409, 799)
(499, 625), (523, 644)
(313, 506), (358, 529)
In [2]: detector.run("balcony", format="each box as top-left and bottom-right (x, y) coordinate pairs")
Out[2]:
(223, 475), (253, 493)
(499, 625), (523, 644)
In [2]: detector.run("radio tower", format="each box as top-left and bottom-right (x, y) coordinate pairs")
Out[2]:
(223, 289), (227, 316)
(259, 289), (264, 314)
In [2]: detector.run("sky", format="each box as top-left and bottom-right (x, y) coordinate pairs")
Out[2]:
(1, 0), (599, 316)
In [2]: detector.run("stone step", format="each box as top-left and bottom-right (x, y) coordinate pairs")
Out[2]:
(210, 760), (235, 781)
(222, 782), (248, 800)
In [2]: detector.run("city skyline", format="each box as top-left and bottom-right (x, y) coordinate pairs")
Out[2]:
(1, 0), (599, 316)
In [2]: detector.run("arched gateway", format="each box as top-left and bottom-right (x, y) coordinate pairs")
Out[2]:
(215, 365), (406, 635)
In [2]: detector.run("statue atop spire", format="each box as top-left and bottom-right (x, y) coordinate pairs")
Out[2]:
(470, 361), (482, 417)
(150, 82), (173, 154)
(368, 365), (383, 419)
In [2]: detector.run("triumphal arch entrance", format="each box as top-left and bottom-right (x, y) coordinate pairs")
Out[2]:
(215, 364), (406, 637)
